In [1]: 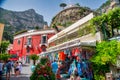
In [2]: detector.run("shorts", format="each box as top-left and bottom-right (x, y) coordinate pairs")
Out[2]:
(0, 71), (2, 75)
(6, 69), (11, 73)
(15, 68), (19, 71)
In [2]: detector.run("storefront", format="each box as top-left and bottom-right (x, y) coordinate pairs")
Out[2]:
(40, 13), (103, 79)
(42, 37), (96, 78)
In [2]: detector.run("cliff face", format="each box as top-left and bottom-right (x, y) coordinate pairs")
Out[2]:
(0, 8), (46, 30)
(0, 8), (46, 42)
(50, 6), (93, 30)
(96, 0), (120, 13)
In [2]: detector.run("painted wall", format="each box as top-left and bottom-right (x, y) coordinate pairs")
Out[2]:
(12, 30), (55, 61)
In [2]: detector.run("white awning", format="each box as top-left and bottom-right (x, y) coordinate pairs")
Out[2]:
(43, 40), (96, 54)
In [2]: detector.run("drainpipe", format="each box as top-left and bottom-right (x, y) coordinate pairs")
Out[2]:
(21, 37), (25, 64)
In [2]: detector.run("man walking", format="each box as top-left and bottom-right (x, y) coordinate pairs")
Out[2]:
(6, 60), (12, 80)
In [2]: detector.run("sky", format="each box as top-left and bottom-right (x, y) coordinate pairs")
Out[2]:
(0, 0), (107, 26)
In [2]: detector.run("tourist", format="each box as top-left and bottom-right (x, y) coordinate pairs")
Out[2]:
(14, 61), (20, 77)
(19, 61), (22, 74)
(51, 60), (58, 74)
(0, 60), (4, 80)
(10, 60), (14, 74)
(5, 60), (12, 80)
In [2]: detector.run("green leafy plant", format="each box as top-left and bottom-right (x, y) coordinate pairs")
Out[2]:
(35, 26), (39, 30)
(78, 24), (96, 37)
(30, 57), (55, 80)
(40, 57), (49, 65)
(90, 40), (120, 79)
(0, 41), (10, 53)
(89, 8), (120, 39)
(29, 54), (39, 65)
(0, 53), (11, 61)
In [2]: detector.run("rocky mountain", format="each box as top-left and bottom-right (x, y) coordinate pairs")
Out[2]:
(96, 0), (111, 13)
(0, 8), (46, 43)
(50, 5), (93, 32)
(96, 0), (120, 13)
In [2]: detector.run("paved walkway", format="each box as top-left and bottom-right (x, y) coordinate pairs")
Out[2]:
(2, 64), (32, 80)
(1, 64), (70, 80)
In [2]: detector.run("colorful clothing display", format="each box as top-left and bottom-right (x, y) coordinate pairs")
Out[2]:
(77, 62), (83, 76)
(72, 49), (75, 57)
(75, 48), (80, 56)
(68, 60), (77, 76)
(46, 47), (94, 80)
(54, 53), (58, 60)
(59, 51), (66, 61)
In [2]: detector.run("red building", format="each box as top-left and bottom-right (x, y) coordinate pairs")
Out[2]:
(11, 29), (55, 63)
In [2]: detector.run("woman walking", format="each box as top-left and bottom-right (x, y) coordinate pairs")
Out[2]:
(14, 61), (20, 77)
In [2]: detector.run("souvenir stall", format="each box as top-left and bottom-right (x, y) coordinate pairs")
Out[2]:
(43, 40), (96, 80)
(40, 13), (102, 79)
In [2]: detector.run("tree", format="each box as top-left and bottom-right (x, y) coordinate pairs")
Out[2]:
(0, 41), (10, 53)
(75, 3), (80, 7)
(90, 40), (120, 79)
(29, 54), (39, 65)
(52, 24), (59, 32)
(0, 53), (11, 61)
(3, 31), (13, 43)
(60, 3), (67, 9)
(90, 8), (120, 39)
(35, 26), (39, 30)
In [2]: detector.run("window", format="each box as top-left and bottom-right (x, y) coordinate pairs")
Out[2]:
(41, 35), (47, 44)
(27, 38), (31, 45)
(17, 39), (20, 45)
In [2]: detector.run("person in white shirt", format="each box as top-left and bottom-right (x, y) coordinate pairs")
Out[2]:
(19, 62), (22, 74)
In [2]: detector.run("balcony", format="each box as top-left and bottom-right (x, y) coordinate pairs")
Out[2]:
(39, 43), (48, 47)
(25, 43), (32, 48)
